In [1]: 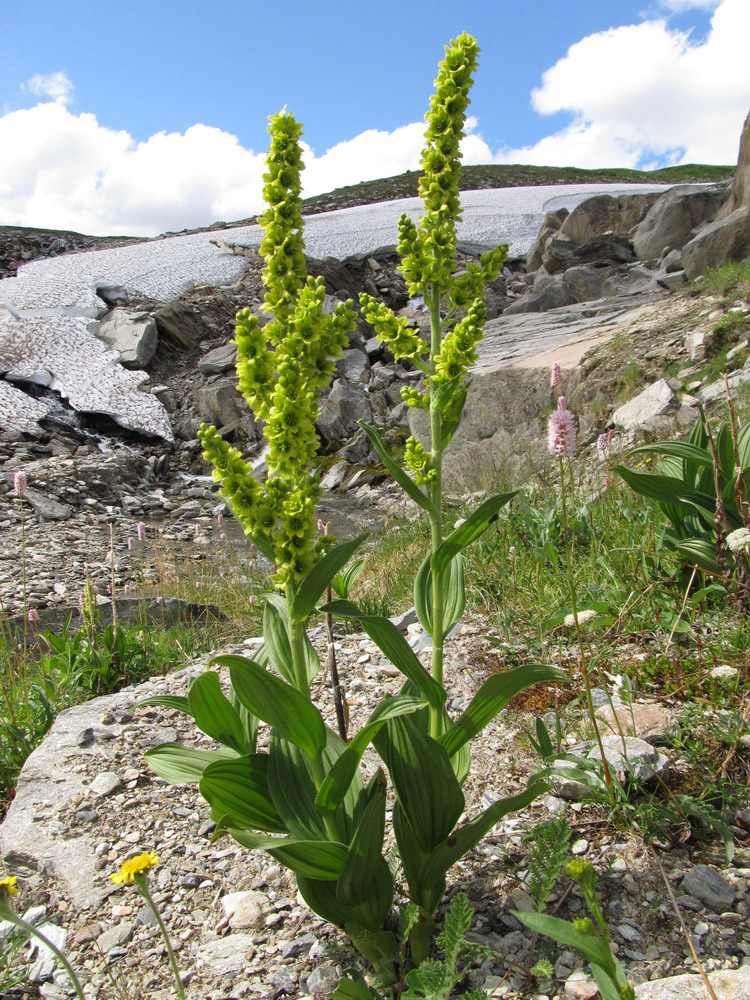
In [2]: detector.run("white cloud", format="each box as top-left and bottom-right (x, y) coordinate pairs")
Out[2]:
(1, 0), (748, 237)
(493, 0), (750, 168)
(22, 71), (74, 105)
(659, 0), (722, 11)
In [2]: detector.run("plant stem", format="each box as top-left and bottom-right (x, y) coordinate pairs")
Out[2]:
(2, 912), (87, 1000)
(135, 877), (186, 1000)
(558, 457), (616, 804)
(428, 285), (445, 739)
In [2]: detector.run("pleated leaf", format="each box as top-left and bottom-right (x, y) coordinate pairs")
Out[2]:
(432, 492), (518, 576)
(316, 694), (426, 813)
(215, 654), (326, 758)
(289, 535), (367, 623)
(187, 671), (250, 754)
(375, 715), (464, 852)
(322, 600), (445, 709)
(144, 742), (238, 785)
(199, 755), (287, 833)
(438, 665), (568, 758)
(414, 551), (465, 640)
(268, 732), (327, 840)
(228, 831), (347, 880)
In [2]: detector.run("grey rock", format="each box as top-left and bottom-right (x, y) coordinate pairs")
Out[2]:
(683, 207), (750, 280)
(269, 966), (298, 992)
(390, 607), (418, 633)
(194, 378), (249, 432)
(504, 274), (577, 314)
(335, 348), (370, 384)
(555, 735), (670, 801)
(316, 379), (372, 443)
(633, 184), (729, 260)
(680, 865), (735, 914)
(572, 234), (635, 267)
(29, 922), (67, 982)
(560, 192), (660, 244)
(699, 365), (750, 403)
(563, 264), (612, 303)
(89, 771), (122, 797)
(601, 264), (661, 297)
(307, 964), (340, 996)
(281, 933), (317, 959)
(97, 921), (133, 953)
(197, 342), (237, 375)
(541, 235), (576, 274)
(656, 269), (689, 291)
(611, 379), (676, 433)
(634, 965), (750, 999)
(95, 308), (158, 368)
(661, 248), (684, 273)
(194, 933), (256, 974)
(595, 702), (675, 744)
(23, 488), (72, 521)
(525, 207), (569, 272)
(320, 462), (349, 492)
(340, 429), (372, 464)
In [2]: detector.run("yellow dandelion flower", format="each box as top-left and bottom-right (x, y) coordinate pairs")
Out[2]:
(110, 851), (160, 885)
(0, 876), (18, 896)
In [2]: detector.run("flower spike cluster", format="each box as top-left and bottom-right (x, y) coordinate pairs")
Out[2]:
(199, 111), (355, 588)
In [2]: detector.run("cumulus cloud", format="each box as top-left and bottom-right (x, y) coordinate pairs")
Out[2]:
(22, 71), (74, 105)
(1, 0), (748, 236)
(493, 0), (750, 168)
(659, 0), (722, 11)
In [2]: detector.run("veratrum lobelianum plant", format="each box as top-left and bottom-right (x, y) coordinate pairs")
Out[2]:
(141, 34), (565, 983)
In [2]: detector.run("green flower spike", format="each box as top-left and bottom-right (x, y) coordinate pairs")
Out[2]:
(199, 110), (356, 588)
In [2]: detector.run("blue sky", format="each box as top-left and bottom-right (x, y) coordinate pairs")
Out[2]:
(1, 0), (748, 236)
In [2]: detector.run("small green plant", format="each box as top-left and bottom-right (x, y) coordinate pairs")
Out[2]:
(336, 895), (491, 1000)
(515, 860), (636, 1000)
(523, 816), (571, 911)
(613, 408), (750, 594)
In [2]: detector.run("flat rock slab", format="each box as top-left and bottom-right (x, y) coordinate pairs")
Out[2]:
(612, 378), (675, 433)
(635, 965), (750, 999)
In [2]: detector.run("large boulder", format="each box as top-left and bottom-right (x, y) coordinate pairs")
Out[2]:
(632, 184), (730, 260)
(679, 107), (750, 278)
(682, 207), (750, 279)
(559, 192), (660, 244)
(95, 308), (158, 368)
(316, 378), (372, 443)
(612, 378), (676, 433)
(525, 207), (569, 272)
(504, 273), (577, 314)
(195, 377), (257, 436)
(572, 234), (636, 267)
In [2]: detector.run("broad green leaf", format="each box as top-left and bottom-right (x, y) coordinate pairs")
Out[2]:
(268, 732), (327, 840)
(337, 774), (394, 928)
(675, 538), (723, 575)
(144, 743), (238, 784)
(375, 715), (464, 852)
(333, 973), (382, 1000)
(359, 420), (439, 518)
(228, 831), (347, 880)
(322, 600), (446, 709)
(418, 783), (546, 889)
(319, 726), (366, 841)
(432, 492), (518, 576)
(262, 599), (295, 683)
(612, 466), (697, 506)
(414, 551), (465, 640)
(200, 755), (287, 833)
(135, 695), (191, 714)
(227, 686), (259, 753)
(627, 441), (713, 470)
(513, 911), (617, 972)
(438, 665), (568, 758)
(289, 535), (367, 623)
(737, 421), (750, 470)
(591, 965), (629, 1000)
(716, 424), (735, 481)
(316, 694), (426, 813)
(215, 654), (326, 757)
(187, 671), (249, 754)
(393, 802), (445, 915)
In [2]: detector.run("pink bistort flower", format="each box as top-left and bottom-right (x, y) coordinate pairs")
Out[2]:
(137, 522), (146, 542)
(13, 471), (26, 497)
(550, 363), (561, 389)
(548, 397), (576, 458)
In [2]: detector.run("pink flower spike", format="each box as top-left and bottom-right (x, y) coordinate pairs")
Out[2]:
(127, 537), (134, 550)
(557, 395), (566, 410)
(137, 522), (146, 542)
(597, 433), (609, 452)
(548, 402), (576, 458)
(550, 363), (561, 389)
(13, 471), (26, 497)
(217, 512), (223, 525)
(27, 607), (39, 623)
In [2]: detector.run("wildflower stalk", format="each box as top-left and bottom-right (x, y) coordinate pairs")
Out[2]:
(133, 875), (186, 1000)
(0, 879), (86, 1000)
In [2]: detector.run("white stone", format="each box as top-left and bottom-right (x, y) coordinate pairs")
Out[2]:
(612, 379), (675, 433)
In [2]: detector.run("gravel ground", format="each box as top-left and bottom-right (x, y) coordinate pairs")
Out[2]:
(2, 614), (749, 1000)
